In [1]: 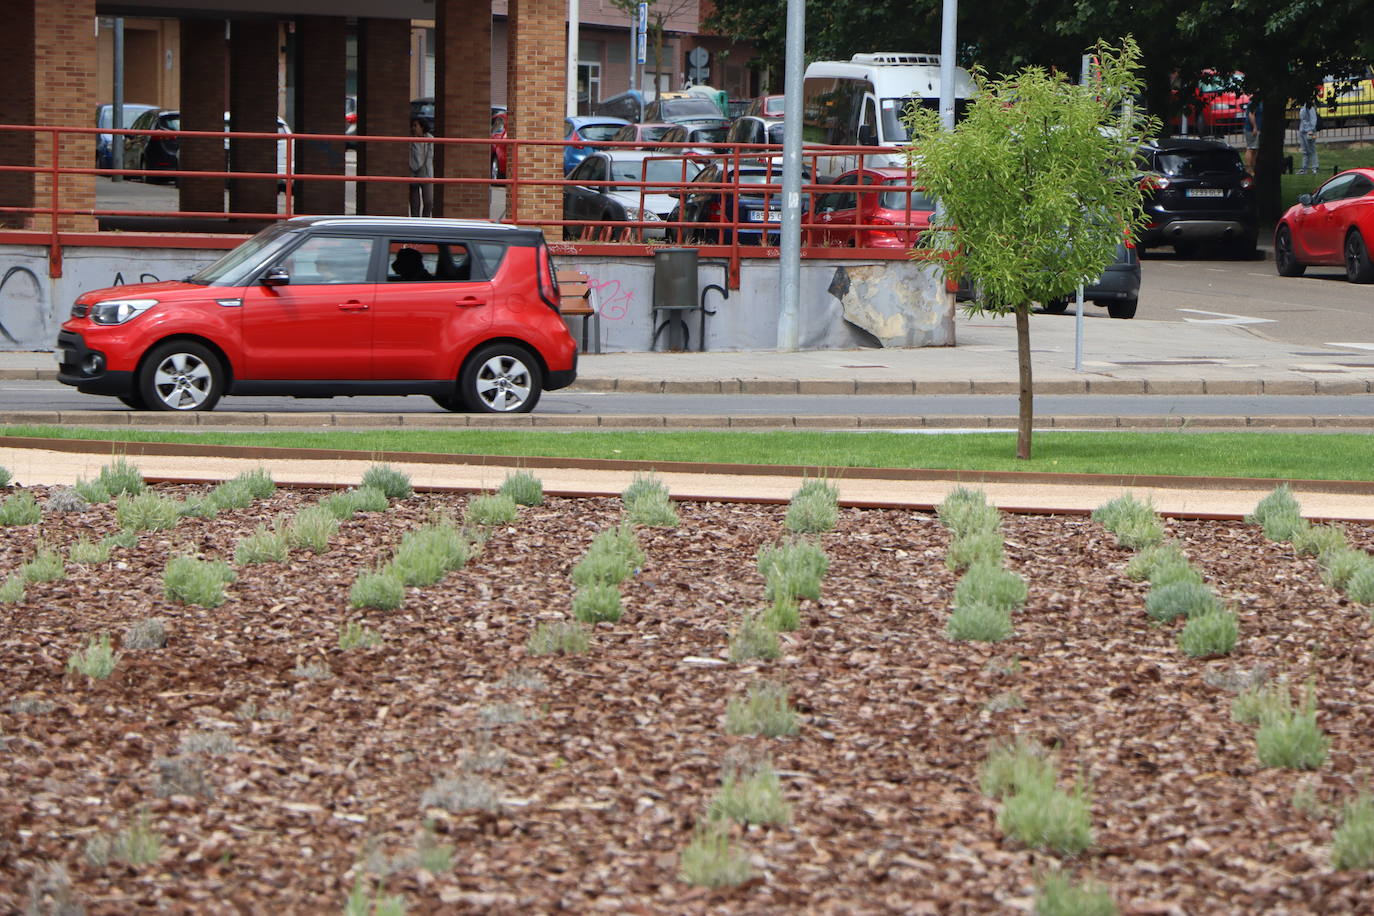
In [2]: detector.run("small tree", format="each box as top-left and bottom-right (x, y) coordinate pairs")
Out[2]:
(905, 38), (1155, 459)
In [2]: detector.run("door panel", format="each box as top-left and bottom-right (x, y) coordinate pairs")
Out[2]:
(372, 240), (492, 380)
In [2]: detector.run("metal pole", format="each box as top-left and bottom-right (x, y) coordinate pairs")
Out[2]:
(567, 0), (580, 117)
(1074, 283), (1084, 371)
(939, 0), (956, 131)
(112, 18), (125, 182)
(775, 0), (804, 350)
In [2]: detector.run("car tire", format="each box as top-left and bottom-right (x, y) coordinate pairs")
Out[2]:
(1274, 225), (1306, 277)
(1107, 297), (1138, 320)
(138, 340), (224, 412)
(431, 393), (464, 412)
(1345, 229), (1374, 283)
(459, 343), (542, 414)
(117, 393), (148, 410)
(1041, 298), (1069, 314)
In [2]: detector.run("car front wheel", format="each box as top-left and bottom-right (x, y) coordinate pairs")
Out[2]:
(459, 344), (542, 413)
(1346, 229), (1374, 283)
(1274, 225), (1305, 277)
(1107, 297), (1138, 320)
(139, 341), (224, 411)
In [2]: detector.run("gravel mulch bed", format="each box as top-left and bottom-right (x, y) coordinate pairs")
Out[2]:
(2, 483), (1372, 914)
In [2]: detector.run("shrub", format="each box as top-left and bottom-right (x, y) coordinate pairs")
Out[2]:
(707, 761), (791, 825)
(1113, 515), (1166, 550)
(1346, 562), (1374, 606)
(622, 472), (670, 506)
(0, 465), (9, 486)
(625, 491), (680, 527)
(235, 467), (276, 499)
(1232, 680), (1292, 725)
(938, 486), (988, 528)
(344, 878), (406, 916)
(0, 489), (42, 525)
(43, 486), (90, 514)
(527, 621), (589, 656)
(796, 476), (840, 503)
(499, 470), (544, 506)
(761, 593), (801, 632)
(572, 582), (623, 623)
(1245, 484), (1305, 540)
(729, 613), (782, 662)
(163, 555), (235, 608)
(758, 538), (828, 601)
(1291, 523), (1349, 558)
(724, 681), (799, 737)
(321, 488), (367, 520)
(115, 491), (181, 531)
(1318, 548), (1372, 592)
(234, 521), (289, 565)
(293, 660), (332, 680)
(955, 562), (1028, 612)
(350, 568), (405, 610)
(339, 621), (382, 650)
(0, 573), (24, 603)
(1092, 493), (1163, 548)
(123, 618), (168, 650)
(948, 601), (1014, 642)
(22, 545), (66, 583)
(467, 493), (519, 527)
(1144, 580), (1220, 622)
(1332, 793), (1374, 871)
(208, 477), (256, 512)
(68, 536), (111, 566)
(1255, 685), (1328, 770)
(785, 490), (839, 534)
(95, 457), (145, 497)
(678, 822), (752, 888)
(178, 730), (238, 755)
(1177, 608), (1238, 657)
(153, 755), (214, 798)
(351, 485), (391, 512)
(362, 463), (412, 499)
(946, 529), (1005, 572)
(105, 529), (139, 550)
(939, 492), (1002, 539)
(421, 774), (501, 812)
(1123, 541), (1189, 581)
(571, 524), (644, 586)
(74, 477), (112, 503)
(86, 811), (162, 867)
(1148, 559), (1205, 589)
(390, 521), (471, 586)
(1034, 872), (1117, 916)
(285, 506), (340, 553)
(998, 779), (1095, 855)
(416, 820), (457, 873)
(981, 739), (1056, 799)
(67, 633), (120, 679)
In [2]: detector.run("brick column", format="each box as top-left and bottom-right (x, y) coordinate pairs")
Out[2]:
(228, 19), (280, 218)
(0, 0), (96, 232)
(356, 18), (409, 216)
(505, 0), (564, 238)
(435, 0), (491, 218)
(179, 20), (228, 215)
(294, 16), (346, 214)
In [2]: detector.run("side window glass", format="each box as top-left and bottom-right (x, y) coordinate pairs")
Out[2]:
(386, 240), (475, 282)
(1349, 176), (1374, 198)
(279, 235), (373, 285)
(472, 242), (506, 276)
(1316, 175), (1353, 204)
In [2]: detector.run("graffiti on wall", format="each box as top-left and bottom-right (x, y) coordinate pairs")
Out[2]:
(0, 265), (45, 345)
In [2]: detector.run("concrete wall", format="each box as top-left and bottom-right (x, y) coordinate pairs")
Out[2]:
(0, 245), (955, 353)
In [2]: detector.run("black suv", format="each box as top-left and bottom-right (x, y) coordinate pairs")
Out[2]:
(1137, 138), (1257, 258)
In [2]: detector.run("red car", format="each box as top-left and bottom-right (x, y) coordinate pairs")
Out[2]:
(491, 109), (508, 178)
(56, 217), (578, 413)
(1274, 167), (1374, 283)
(807, 167), (934, 248)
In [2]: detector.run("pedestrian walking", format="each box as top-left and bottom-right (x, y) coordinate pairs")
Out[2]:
(409, 117), (434, 218)
(1297, 102), (1319, 174)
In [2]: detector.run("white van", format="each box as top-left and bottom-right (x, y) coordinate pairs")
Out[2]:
(801, 52), (975, 178)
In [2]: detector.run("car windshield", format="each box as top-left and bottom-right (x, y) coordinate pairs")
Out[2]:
(661, 98), (724, 118)
(578, 124), (624, 142)
(188, 223), (299, 287)
(764, 98), (786, 116)
(878, 178), (935, 211)
(1156, 150), (1243, 176)
(610, 158), (701, 190)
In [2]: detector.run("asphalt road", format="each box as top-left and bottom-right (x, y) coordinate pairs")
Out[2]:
(5, 381), (1372, 418)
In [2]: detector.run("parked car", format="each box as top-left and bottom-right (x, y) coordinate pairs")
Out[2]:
(1274, 167), (1374, 283)
(744, 95), (786, 118)
(724, 115), (785, 148)
(1136, 137), (1257, 258)
(121, 108), (181, 178)
(595, 89), (648, 123)
(658, 123), (728, 156)
(808, 167), (934, 248)
(563, 116), (630, 174)
(611, 122), (675, 147)
(1170, 70), (1249, 134)
(643, 97), (730, 133)
(95, 102), (159, 169)
(1040, 237), (1143, 319)
(56, 217), (577, 414)
(668, 159), (810, 245)
(563, 150), (702, 240)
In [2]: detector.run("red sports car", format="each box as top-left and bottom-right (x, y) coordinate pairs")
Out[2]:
(1274, 167), (1374, 283)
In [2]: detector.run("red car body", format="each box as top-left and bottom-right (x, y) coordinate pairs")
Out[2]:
(56, 217), (578, 413)
(1170, 70), (1250, 134)
(1274, 167), (1374, 283)
(808, 167), (934, 248)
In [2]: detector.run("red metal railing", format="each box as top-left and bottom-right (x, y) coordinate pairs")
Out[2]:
(0, 122), (935, 285)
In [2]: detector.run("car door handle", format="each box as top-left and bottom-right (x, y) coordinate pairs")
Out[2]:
(337, 300), (369, 312)
(455, 296), (486, 307)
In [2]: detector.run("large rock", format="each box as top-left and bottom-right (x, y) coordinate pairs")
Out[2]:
(829, 264), (955, 348)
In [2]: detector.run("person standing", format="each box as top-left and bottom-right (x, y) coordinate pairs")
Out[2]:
(409, 117), (434, 218)
(1243, 99), (1261, 174)
(1298, 102), (1320, 174)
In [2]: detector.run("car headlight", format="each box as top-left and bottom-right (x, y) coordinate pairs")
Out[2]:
(89, 298), (159, 325)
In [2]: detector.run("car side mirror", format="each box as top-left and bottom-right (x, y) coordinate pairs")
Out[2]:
(261, 266), (290, 287)
(1297, 193), (1313, 206)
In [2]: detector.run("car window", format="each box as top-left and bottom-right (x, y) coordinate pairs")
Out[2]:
(131, 110), (158, 130)
(692, 127), (728, 143)
(1348, 175), (1374, 198)
(1156, 149), (1243, 177)
(817, 173), (857, 212)
(878, 178), (935, 211)
(387, 240), (474, 282)
(661, 127), (686, 143)
(160, 115), (181, 131)
(278, 235), (374, 285)
(472, 241), (506, 276)
(578, 124), (623, 142)
(661, 98), (724, 118)
(1315, 174), (1356, 204)
(190, 223), (299, 287)
(613, 125), (637, 142)
(765, 124), (785, 144)
(568, 157), (597, 182)
(609, 157), (701, 189)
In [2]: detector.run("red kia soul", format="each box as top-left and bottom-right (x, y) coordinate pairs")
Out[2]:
(56, 216), (577, 413)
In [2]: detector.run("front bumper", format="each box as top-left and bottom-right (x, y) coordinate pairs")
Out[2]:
(55, 330), (136, 396)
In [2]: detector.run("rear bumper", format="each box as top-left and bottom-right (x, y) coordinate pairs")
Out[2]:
(1086, 266), (1141, 301)
(545, 351), (577, 391)
(1141, 218), (1255, 246)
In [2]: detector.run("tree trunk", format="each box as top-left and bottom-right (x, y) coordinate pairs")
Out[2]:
(1015, 303), (1033, 460)
(1254, 84), (1292, 222)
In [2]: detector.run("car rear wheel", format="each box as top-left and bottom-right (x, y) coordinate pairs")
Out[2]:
(1107, 297), (1138, 320)
(139, 341), (224, 411)
(1346, 229), (1374, 283)
(1041, 298), (1069, 314)
(1274, 225), (1305, 277)
(459, 343), (542, 414)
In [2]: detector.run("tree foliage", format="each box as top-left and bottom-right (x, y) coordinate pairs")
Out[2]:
(904, 39), (1156, 459)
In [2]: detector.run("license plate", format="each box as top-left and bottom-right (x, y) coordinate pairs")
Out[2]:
(1186, 188), (1225, 198)
(747, 211), (779, 222)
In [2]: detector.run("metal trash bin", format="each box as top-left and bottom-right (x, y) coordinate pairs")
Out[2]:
(652, 247), (699, 351)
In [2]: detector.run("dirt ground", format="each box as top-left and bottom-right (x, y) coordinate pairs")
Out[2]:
(2, 483), (1373, 914)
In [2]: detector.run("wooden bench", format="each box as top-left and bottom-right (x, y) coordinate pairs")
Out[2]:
(556, 269), (601, 354)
